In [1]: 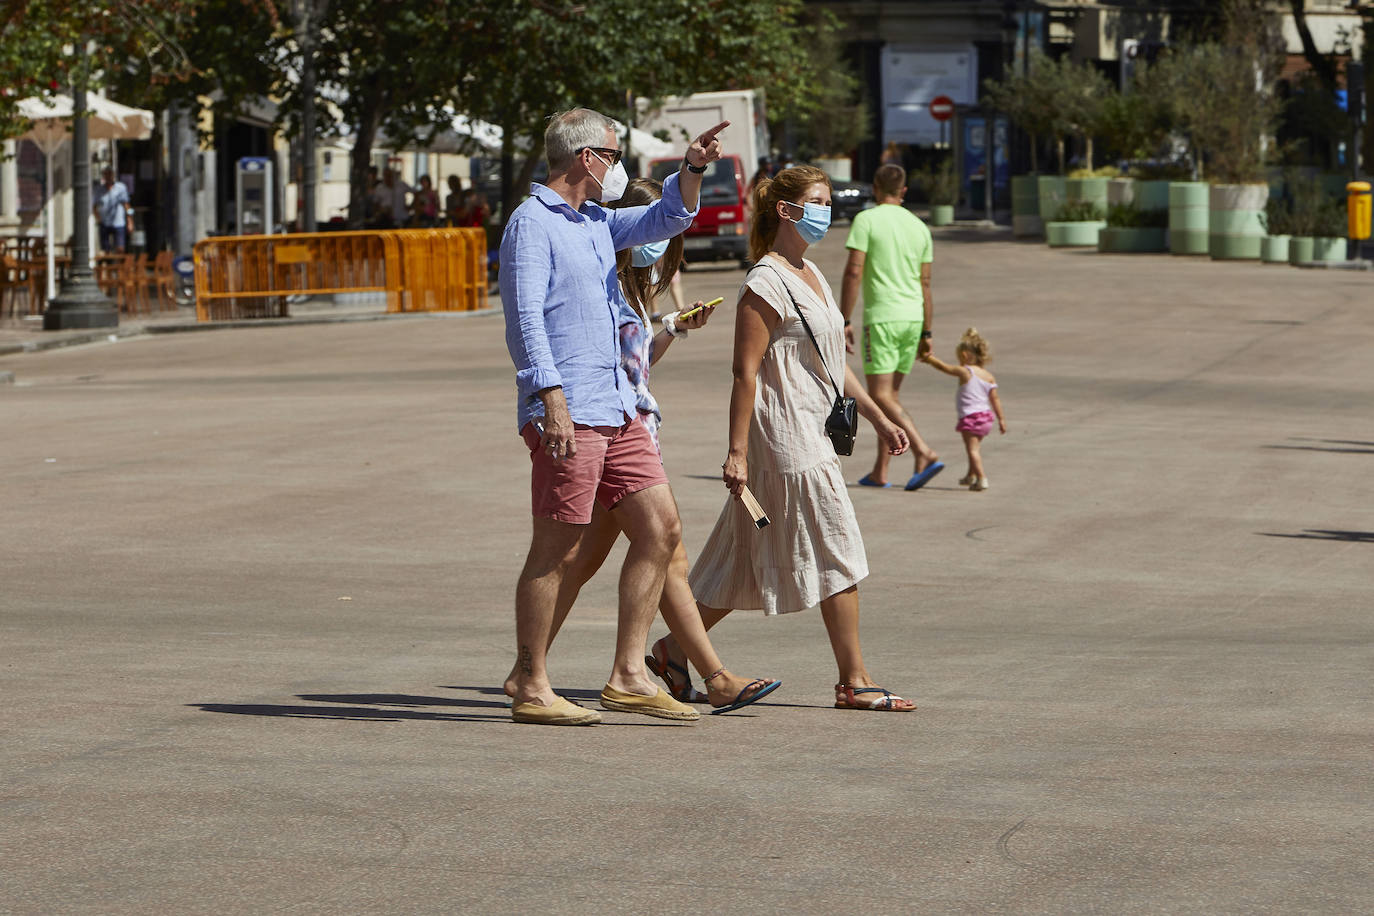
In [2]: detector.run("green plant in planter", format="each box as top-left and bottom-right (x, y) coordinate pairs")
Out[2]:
(1260, 195), (1292, 236)
(1287, 174), (1330, 237)
(1106, 203), (1168, 228)
(1055, 199), (1105, 222)
(1313, 199), (1348, 238)
(916, 161), (959, 206)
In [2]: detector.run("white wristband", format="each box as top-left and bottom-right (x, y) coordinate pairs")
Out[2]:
(661, 311), (688, 339)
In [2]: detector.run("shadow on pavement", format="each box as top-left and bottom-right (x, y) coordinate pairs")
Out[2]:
(1265, 437), (1374, 455)
(190, 702), (503, 723)
(1257, 529), (1374, 543)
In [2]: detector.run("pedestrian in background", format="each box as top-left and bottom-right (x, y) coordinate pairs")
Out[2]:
(93, 167), (132, 253)
(411, 174), (439, 226)
(499, 107), (727, 726)
(688, 164), (918, 713)
(841, 163), (944, 491)
(444, 175), (465, 224)
(919, 328), (1006, 491)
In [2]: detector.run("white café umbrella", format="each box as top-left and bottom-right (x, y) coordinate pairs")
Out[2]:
(16, 92), (155, 299)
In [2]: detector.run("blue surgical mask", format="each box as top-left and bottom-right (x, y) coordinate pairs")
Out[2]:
(785, 201), (832, 244)
(631, 239), (670, 268)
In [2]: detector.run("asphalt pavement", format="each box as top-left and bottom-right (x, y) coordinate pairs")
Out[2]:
(2, 225), (1372, 914)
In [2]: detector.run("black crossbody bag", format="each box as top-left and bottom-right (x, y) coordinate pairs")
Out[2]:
(761, 263), (859, 456)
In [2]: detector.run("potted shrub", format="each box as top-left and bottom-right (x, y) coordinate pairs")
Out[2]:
(1287, 174), (1324, 264)
(1312, 198), (1348, 262)
(918, 161), (958, 226)
(1098, 202), (1168, 253)
(1046, 199), (1106, 247)
(1259, 195), (1291, 263)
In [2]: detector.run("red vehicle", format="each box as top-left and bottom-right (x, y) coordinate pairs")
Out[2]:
(649, 154), (749, 267)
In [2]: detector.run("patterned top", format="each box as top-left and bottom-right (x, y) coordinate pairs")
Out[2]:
(617, 303), (662, 449)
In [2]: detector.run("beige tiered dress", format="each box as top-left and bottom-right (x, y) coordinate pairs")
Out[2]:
(688, 257), (869, 615)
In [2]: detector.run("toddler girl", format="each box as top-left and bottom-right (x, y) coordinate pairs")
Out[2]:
(920, 327), (1006, 490)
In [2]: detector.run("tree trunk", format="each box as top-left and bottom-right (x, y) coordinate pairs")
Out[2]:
(1084, 135), (1094, 172)
(498, 124), (516, 237)
(348, 88), (385, 225)
(151, 114), (165, 252)
(1290, 0), (1339, 92)
(1029, 131), (1039, 174)
(1056, 137), (1065, 175)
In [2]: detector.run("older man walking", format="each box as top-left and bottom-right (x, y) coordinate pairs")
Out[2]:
(501, 108), (726, 725)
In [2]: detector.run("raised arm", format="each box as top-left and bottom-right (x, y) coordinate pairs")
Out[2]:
(920, 352), (969, 381)
(721, 291), (776, 496)
(676, 120), (728, 212)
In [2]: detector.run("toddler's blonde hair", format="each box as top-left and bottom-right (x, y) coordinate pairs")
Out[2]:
(957, 327), (992, 366)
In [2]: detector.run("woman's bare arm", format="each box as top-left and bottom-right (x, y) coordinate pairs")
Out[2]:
(722, 291), (776, 495)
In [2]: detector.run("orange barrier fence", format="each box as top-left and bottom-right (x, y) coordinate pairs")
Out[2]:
(193, 227), (487, 321)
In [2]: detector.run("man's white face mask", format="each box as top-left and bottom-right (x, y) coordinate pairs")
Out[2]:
(589, 149), (628, 203)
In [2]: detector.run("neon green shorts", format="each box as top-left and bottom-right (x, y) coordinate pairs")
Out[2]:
(862, 320), (923, 375)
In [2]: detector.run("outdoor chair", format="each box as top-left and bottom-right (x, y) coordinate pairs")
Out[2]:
(152, 251), (177, 311)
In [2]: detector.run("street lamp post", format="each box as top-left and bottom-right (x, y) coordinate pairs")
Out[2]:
(44, 45), (118, 330)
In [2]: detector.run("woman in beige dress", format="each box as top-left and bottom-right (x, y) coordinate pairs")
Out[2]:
(681, 164), (918, 711)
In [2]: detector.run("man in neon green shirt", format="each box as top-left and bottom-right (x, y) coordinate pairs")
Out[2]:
(841, 163), (943, 491)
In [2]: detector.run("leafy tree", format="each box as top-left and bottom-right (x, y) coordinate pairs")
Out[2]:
(984, 49), (1107, 174)
(452, 0), (832, 227)
(787, 13), (870, 161)
(1095, 67), (1173, 166)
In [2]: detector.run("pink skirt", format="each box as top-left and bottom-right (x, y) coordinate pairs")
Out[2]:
(956, 410), (995, 437)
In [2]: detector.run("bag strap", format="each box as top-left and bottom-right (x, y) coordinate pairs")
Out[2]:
(755, 260), (842, 400)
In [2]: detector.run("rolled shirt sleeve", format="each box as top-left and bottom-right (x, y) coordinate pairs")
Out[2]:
(500, 219), (563, 403)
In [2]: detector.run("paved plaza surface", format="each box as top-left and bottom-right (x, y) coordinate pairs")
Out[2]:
(3, 228), (1372, 913)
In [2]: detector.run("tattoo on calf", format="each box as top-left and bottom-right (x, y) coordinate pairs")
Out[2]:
(519, 645), (533, 676)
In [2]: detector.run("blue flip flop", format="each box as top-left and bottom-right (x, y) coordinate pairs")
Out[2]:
(710, 678), (782, 715)
(858, 474), (891, 488)
(904, 461), (945, 491)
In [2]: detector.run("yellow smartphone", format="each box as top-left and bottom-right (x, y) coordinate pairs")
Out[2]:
(679, 296), (724, 320)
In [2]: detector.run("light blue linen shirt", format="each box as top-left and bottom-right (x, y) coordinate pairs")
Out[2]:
(501, 173), (697, 433)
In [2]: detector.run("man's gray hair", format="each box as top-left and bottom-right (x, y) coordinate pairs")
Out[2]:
(545, 108), (615, 172)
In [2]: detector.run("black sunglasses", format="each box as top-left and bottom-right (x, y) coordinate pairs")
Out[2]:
(579, 146), (623, 166)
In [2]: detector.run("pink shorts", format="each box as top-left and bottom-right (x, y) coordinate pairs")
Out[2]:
(956, 410), (996, 437)
(521, 419), (668, 525)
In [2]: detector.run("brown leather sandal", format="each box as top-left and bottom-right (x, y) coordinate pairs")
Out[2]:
(834, 683), (916, 711)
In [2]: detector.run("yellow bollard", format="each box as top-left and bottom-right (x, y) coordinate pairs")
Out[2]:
(1348, 181), (1371, 240)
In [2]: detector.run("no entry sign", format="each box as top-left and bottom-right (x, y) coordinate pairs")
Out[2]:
(928, 95), (955, 122)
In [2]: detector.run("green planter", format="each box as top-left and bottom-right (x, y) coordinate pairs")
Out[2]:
(930, 204), (954, 226)
(1098, 226), (1167, 253)
(1066, 176), (1109, 212)
(1288, 236), (1315, 264)
(1313, 237), (1346, 261)
(1037, 175), (1066, 223)
(1169, 182), (1209, 255)
(1012, 175), (1043, 237)
(1208, 183), (1267, 261)
(1046, 220), (1106, 247)
(1260, 235), (1290, 263)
